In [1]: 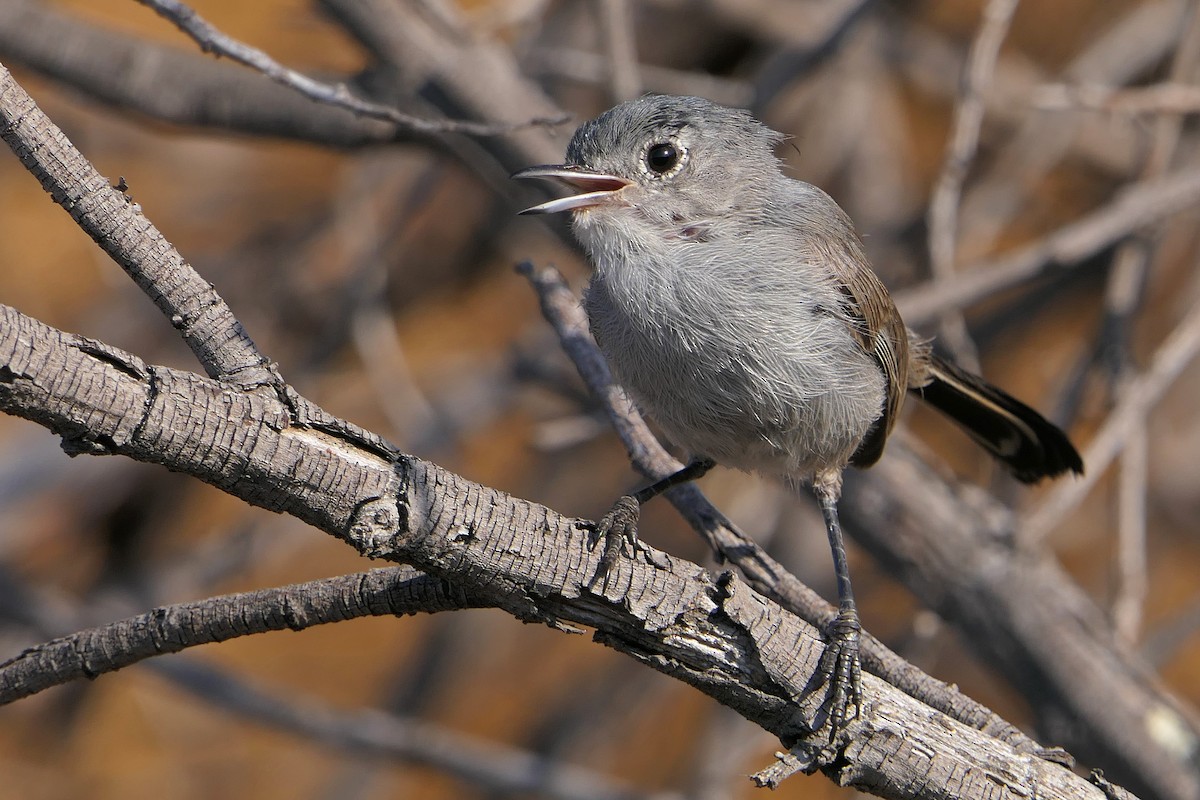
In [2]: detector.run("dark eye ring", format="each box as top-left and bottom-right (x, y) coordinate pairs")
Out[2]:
(646, 142), (680, 174)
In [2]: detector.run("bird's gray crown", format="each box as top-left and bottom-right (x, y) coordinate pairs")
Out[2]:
(564, 94), (783, 180)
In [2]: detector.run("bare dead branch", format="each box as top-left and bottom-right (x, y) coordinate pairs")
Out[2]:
(135, 0), (565, 136)
(925, 0), (1020, 372)
(0, 299), (1122, 800)
(0, 568), (480, 704)
(1, 562), (670, 800)
(896, 166), (1200, 325)
(0, 62), (277, 388)
(1025, 294), (1200, 541)
(1033, 82), (1200, 114)
(839, 442), (1199, 800)
(518, 262), (1199, 800)
(514, 261), (1060, 759)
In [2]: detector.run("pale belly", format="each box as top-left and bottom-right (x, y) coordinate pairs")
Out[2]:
(583, 275), (886, 481)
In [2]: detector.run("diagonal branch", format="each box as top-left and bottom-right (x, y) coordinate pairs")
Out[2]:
(135, 0), (565, 136)
(0, 567), (481, 704)
(0, 566), (671, 800)
(896, 165), (1200, 325)
(516, 261), (1055, 758)
(0, 61), (277, 389)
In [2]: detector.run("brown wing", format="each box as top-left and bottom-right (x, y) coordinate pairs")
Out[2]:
(822, 236), (909, 468)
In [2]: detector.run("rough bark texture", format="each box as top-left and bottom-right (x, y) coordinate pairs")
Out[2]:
(0, 567), (479, 704)
(0, 299), (1121, 800)
(0, 58), (275, 386)
(842, 460), (1200, 800)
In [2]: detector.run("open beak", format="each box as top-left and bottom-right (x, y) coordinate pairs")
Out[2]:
(511, 164), (631, 215)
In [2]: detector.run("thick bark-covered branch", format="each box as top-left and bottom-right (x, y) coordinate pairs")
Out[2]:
(0, 301), (1113, 800)
(841, 457), (1200, 800)
(2, 569), (671, 800)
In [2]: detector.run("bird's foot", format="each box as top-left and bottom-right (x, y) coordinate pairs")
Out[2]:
(582, 495), (642, 583)
(814, 608), (863, 743)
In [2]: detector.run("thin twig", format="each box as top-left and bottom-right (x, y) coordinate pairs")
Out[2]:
(135, 0), (566, 136)
(1024, 292), (1200, 542)
(1033, 81), (1200, 114)
(925, 0), (1020, 369)
(896, 165), (1200, 325)
(0, 565), (667, 800)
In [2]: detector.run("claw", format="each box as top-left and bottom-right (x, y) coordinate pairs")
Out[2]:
(814, 609), (863, 741)
(588, 495), (642, 582)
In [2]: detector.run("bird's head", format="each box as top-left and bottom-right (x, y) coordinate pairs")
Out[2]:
(513, 95), (784, 245)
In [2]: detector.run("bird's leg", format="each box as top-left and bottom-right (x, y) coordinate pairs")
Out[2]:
(589, 457), (715, 577)
(811, 469), (863, 738)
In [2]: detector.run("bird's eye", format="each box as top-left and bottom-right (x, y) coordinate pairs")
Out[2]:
(646, 142), (680, 174)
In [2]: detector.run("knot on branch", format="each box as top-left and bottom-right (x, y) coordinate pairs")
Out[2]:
(347, 497), (402, 558)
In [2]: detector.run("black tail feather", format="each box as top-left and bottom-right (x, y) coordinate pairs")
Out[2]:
(915, 357), (1084, 483)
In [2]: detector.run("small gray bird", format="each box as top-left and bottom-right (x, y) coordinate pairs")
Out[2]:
(514, 95), (1082, 727)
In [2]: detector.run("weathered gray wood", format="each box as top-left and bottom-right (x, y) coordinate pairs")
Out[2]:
(0, 301), (1116, 800)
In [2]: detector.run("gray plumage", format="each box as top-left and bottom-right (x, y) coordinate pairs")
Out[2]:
(514, 94), (1082, 730)
(519, 94), (1081, 486)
